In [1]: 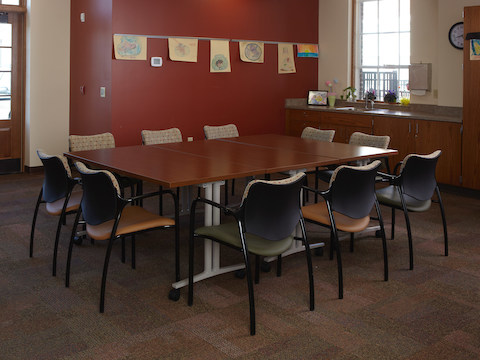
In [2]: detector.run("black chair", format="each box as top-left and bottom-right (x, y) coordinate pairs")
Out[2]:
(188, 172), (314, 336)
(302, 160), (388, 299)
(375, 150), (447, 270)
(65, 162), (180, 312)
(30, 150), (82, 276)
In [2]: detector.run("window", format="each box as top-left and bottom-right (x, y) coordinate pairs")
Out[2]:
(355, 0), (410, 101)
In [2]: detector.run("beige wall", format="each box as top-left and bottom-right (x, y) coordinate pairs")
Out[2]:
(25, 0), (70, 167)
(319, 0), (480, 107)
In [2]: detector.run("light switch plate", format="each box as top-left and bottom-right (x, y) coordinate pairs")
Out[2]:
(151, 57), (163, 67)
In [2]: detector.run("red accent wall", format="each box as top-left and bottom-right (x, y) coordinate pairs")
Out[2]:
(71, 0), (318, 145)
(70, 0), (113, 136)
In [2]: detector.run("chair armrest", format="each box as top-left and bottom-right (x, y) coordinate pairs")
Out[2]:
(126, 191), (162, 203)
(192, 197), (236, 217)
(302, 185), (329, 198)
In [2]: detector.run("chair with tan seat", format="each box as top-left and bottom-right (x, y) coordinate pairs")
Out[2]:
(203, 124), (240, 204)
(141, 128), (183, 145)
(141, 128), (183, 214)
(69, 132), (142, 199)
(65, 162), (180, 311)
(30, 150), (82, 276)
(302, 160), (388, 299)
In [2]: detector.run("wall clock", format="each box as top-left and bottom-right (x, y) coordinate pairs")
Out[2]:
(449, 22), (464, 49)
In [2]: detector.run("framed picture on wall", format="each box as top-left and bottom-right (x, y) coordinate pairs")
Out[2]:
(307, 90), (328, 106)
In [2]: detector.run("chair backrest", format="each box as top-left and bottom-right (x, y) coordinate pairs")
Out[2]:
(69, 132), (115, 151)
(203, 124), (239, 139)
(301, 127), (335, 142)
(37, 149), (72, 203)
(349, 132), (390, 149)
(329, 160), (382, 219)
(399, 150), (441, 201)
(141, 128), (182, 145)
(240, 173), (306, 241)
(75, 162), (121, 225)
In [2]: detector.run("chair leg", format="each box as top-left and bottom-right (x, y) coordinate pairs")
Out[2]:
(349, 233), (354, 252)
(391, 207), (395, 240)
(314, 168), (319, 204)
(254, 255), (260, 284)
(100, 236), (116, 313)
(30, 189), (43, 258)
(436, 186), (448, 256)
(121, 236), (126, 263)
(241, 248), (255, 336)
(329, 229), (335, 260)
(131, 235), (136, 269)
(299, 219), (315, 311)
(276, 255), (282, 277)
(52, 213), (64, 277)
(65, 210), (82, 288)
(375, 200), (389, 281)
(398, 192), (414, 270)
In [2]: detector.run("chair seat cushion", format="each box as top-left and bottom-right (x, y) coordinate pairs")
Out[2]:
(195, 222), (294, 257)
(302, 202), (371, 233)
(46, 191), (82, 216)
(376, 185), (431, 212)
(87, 206), (175, 240)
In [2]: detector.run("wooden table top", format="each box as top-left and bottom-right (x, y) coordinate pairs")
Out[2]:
(65, 134), (397, 188)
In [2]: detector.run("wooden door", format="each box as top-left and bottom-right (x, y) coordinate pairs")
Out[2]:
(463, 6), (480, 189)
(415, 120), (462, 186)
(373, 116), (414, 171)
(0, 9), (24, 173)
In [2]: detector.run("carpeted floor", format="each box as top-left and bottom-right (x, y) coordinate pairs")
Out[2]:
(1, 171), (480, 359)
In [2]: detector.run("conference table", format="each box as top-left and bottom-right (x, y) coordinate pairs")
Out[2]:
(65, 133), (397, 293)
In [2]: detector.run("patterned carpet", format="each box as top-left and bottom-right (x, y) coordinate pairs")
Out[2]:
(1, 172), (480, 359)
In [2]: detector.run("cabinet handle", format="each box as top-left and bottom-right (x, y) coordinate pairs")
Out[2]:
(408, 123), (411, 133)
(416, 123), (418, 134)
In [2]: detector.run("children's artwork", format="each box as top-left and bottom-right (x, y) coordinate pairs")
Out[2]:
(168, 38), (198, 62)
(239, 41), (264, 63)
(278, 43), (296, 74)
(470, 39), (480, 60)
(210, 40), (231, 73)
(297, 44), (318, 58)
(113, 35), (147, 60)
(307, 90), (328, 106)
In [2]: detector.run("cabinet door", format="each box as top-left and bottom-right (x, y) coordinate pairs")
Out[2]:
(321, 112), (373, 143)
(415, 120), (462, 186)
(373, 116), (414, 170)
(285, 109), (321, 137)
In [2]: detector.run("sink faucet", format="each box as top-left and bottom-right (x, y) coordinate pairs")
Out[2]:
(365, 93), (374, 109)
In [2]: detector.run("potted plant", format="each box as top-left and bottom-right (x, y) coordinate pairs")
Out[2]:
(342, 86), (357, 102)
(384, 90), (397, 104)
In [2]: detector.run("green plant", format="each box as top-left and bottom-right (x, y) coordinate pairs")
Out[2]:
(342, 86), (357, 101)
(384, 90), (397, 103)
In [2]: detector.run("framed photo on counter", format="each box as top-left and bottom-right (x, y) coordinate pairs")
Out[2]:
(307, 90), (328, 106)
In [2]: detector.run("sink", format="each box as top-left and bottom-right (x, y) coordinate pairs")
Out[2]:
(363, 108), (391, 114)
(335, 107), (365, 112)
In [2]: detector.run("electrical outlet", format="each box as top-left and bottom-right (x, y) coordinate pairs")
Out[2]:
(100, 87), (106, 98)
(187, 137), (194, 142)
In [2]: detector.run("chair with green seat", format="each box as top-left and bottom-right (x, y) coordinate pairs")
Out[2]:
(188, 172), (314, 336)
(30, 149), (82, 276)
(375, 150), (447, 270)
(65, 161), (180, 312)
(302, 160), (388, 299)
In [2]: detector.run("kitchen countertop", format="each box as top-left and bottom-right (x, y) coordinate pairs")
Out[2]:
(286, 98), (462, 124)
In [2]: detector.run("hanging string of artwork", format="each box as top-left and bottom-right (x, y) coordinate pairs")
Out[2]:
(113, 34), (318, 74)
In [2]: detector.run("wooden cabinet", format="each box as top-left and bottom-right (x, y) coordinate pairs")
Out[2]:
(285, 109), (321, 137)
(373, 116), (462, 186)
(321, 112), (373, 143)
(463, 6), (480, 190)
(285, 109), (373, 142)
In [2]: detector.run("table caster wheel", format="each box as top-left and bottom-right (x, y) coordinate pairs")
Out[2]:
(168, 288), (180, 301)
(235, 269), (245, 279)
(261, 261), (271, 272)
(315, 247), (324, 256)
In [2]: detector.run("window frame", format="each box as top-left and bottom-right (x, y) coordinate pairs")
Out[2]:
(353, 0), (410, 101)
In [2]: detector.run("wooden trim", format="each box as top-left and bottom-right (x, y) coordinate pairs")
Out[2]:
(0, 5), (26, 13)
(351, 0), (357, 90)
